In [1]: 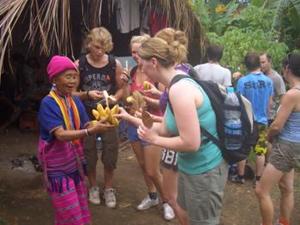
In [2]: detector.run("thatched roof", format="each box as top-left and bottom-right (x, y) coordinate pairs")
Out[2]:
(0, 0), (207, 81)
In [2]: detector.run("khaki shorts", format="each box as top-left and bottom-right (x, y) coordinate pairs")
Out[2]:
(269, 139), (300, 173)
(84, 128), (119, 172)
(177, 161), (228, 225)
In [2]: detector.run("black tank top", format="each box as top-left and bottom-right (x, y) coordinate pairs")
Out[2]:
(79, 55), (116, 109)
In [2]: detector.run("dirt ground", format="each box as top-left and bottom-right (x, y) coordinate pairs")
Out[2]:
(0, 127), (299, 225)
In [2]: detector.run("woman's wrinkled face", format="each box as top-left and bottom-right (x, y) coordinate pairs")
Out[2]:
(131, 43), (142, 64)
(89, 41), (105, 59)
(53, 69), (79, 95)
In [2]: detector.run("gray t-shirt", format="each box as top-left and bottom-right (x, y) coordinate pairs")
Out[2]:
(194, 63), (232, 87)
(268, 69), (286, 119)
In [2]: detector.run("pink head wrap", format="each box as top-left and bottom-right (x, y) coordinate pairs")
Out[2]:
(47, 55), (78, 81)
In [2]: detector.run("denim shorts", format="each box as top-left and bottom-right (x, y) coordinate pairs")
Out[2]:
(177, 161), (228, 225)
(269, 139), (300, 173)
(127, 122), (148, 146)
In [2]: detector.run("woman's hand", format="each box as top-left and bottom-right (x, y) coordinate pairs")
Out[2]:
(143, 95), (160, 108)
(142, 82), (162, 97)
(134, 110), (142, 118)
(120, 69), (130, 83)
(137, 124), (158, 144)
(114, 107), (130, 120)
(88, 90), (103, 101)
(88, 121), (114, 134)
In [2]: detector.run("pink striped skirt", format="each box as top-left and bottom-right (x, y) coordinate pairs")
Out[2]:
(49, 178), (91, 225)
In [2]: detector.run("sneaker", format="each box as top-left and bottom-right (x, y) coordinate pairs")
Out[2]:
(137, 195), (159, 210)
(163, 203), (175, 220)
(230, 175), (245, 184)
(89, 186), (100, 205)
(104, 188), (116, 208)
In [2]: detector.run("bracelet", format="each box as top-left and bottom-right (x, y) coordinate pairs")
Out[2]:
(86, 90), (90, 99)
(84, 129), (90, 136)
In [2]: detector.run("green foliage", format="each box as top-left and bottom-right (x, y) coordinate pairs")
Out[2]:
(272, 0), (300, 49)
(208, 29), (288, 72)
(192, 1), (289, 73)
(229, 5), (275, 32)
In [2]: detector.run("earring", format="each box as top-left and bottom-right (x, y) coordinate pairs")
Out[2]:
(51, 83), (56, 90)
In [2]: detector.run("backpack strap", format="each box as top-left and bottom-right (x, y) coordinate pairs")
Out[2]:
(168, 74), (223, 149)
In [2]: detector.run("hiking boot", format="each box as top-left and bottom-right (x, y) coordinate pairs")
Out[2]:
(104, 188), (116, 208)
(137, 195), (159, 210)
(163, 203), (175, 220)
(89, 186), (100, 205)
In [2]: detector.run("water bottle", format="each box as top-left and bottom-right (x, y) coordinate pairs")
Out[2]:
(224, 87), (242, 151)
(96, 136), (103, 151)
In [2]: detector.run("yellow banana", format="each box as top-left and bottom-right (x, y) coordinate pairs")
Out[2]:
(92, 109), (100, 120)
(111, 104), (119, 115)
(104, 107), (112, 123)
(110, 117), (119, 126)
(105, 106), (111, 115)
(90, 120), (98, 126)
(143, 81), (151, 90)
(97, 104), (106, 117)
(126, 96), (135, 103)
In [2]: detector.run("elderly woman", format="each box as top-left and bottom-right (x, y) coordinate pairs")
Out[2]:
(38, 55), (112, 225)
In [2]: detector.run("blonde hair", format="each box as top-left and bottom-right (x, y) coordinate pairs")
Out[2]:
(130, 34), (150, 48)
(155, 28), (188, 63)
(139, 37), (187, 68)
(155, 28), (188, 49)
(85, 27), (113, 53)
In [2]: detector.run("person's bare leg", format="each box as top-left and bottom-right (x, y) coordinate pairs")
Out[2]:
(278, 169), (294, 225)
(162, 167), (189, 225)
(131, 141), (156, 192)
(144, 145), (165, 200)
(87, 168), (97, 187)
(256, 154), (265, 183)
(255, 163), (283, 225)
(237, 159), (246, 176)
(104, 167), (114, 189)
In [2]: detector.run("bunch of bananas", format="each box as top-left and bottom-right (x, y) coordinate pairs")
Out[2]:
(91, 104), (120, 126)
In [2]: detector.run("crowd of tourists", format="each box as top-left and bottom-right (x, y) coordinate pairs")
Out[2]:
(37, 26), (300, 225)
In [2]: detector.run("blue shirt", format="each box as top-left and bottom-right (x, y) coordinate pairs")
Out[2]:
(236, 72), (273, 125)
(38, 95), (89, 142)
(165, 78), (223, 175)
